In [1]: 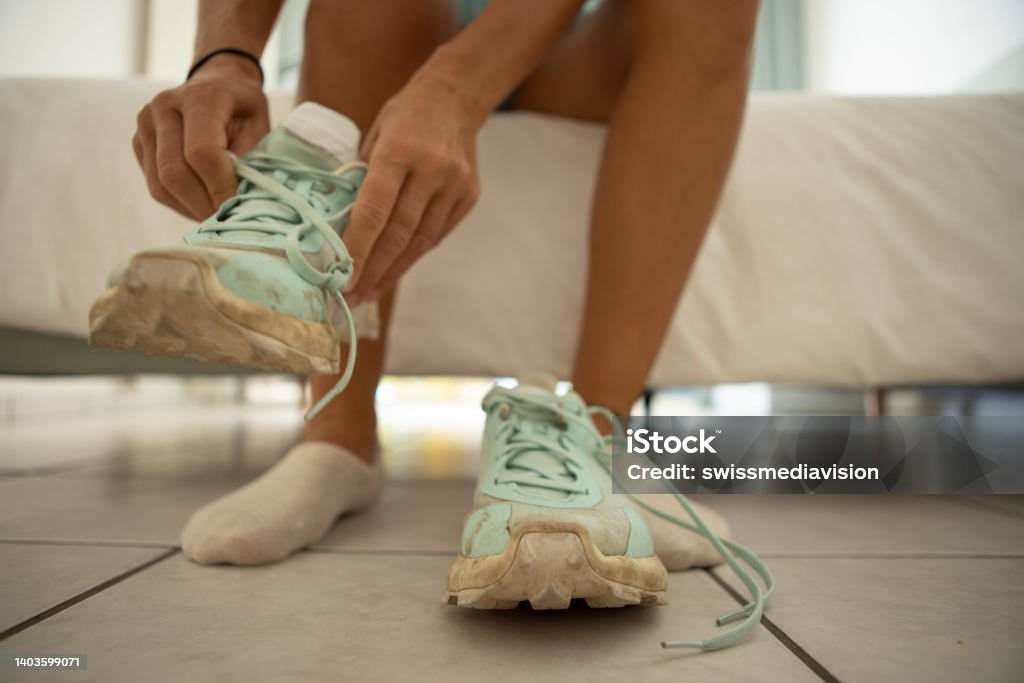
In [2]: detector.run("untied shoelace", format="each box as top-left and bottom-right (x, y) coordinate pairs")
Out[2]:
(199, 152), (364, 420)
(483, 386), (775, 651)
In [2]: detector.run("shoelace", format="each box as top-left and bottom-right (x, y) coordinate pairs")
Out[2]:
(483, 387), (775, 652)
(488, 399), (591, 496)
(199, 153), (364, 421)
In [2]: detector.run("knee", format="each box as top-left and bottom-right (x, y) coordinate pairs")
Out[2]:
(624, 0), (760, 79)
(305, 0), (454, 43)
(304, 0), (382, 39)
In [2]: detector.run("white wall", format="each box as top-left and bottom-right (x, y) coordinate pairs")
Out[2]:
(144, 0), (198, 82)
(145, 0), (282, 87)
(0, 0), (282, 85)
(0, 0), (143, 78)
(803, 0), (1024, 94)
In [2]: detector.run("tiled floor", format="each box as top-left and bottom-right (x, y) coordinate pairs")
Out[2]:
(1, 403), (1022, 682)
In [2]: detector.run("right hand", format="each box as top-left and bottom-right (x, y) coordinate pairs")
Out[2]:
(133, 58), (270, 220)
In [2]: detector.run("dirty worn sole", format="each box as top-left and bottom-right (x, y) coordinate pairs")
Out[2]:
(88, 252), (339, 374)
(444, 524), (668, 610)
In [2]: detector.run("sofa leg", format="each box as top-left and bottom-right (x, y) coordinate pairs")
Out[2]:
(642, 387), (656, 429)
(864, 387), (888, 416)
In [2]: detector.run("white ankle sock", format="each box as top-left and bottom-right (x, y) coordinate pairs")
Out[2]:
(181, 441), (383, 565)
(632, 494), (733, 570)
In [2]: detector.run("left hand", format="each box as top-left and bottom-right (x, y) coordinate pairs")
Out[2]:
(344, 73), (482, 304)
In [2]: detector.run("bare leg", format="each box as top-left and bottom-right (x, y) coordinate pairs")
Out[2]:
(301, 0), (460, 461)
(513, 0), (759, 418)
(505, 2), (755, 567)
(180, 0), (459, 565)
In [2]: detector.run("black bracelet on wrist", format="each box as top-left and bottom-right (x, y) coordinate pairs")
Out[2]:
(187, 48), (264, 84)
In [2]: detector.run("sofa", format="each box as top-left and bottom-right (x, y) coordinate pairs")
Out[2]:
(1, 78), (1022, 391)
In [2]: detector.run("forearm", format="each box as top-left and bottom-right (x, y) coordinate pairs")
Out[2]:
(421, 0), (587, 123)
(193, 0), (285, 80)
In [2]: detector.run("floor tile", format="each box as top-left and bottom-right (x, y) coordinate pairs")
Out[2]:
(715, 558), (1024, 682)
(0, 473), (473, 553)
(1, 552), (815, 683)
(314, 480), (474, 553)
(958, 495), (1024, 519)
(52, 430), (291, 483)
(0, 543), (168, 632)
(0, 475), (245, 545)
(696, 494), (1024, 554)
(0, 407), (300, 476)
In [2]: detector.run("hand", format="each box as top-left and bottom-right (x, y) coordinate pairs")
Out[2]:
(344, 73), (482, 304)
(133, 58), (270, 220)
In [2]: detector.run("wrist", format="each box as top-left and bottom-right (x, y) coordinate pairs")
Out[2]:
(421, 44), (496, 125)
(188, 51), (263, 85)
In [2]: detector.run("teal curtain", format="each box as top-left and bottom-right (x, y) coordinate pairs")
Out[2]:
(751, 0), (804, 91)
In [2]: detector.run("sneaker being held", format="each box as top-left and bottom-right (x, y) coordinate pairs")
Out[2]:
(89, 103), (368, 418)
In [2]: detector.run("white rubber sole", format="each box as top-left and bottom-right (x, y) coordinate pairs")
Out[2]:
(88, 252), (339, 374)
(444, 526), (668, 610)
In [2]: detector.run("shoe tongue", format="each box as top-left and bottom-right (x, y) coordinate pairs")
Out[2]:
(518, 372), (559, 393)
(223, 103), (362, 238)
(253, 102), (361, 171)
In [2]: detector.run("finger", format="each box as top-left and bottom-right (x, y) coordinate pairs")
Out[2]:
(182, 103), (237, 209)
(372, 186), (462, 296)
(344, 160), (407, 288)
(136, 107), (192, 217)
(132, 130), (144, 169)
(152, 105), (215, 219)
(350, 172), (438, 297)
(358, 123), (380, 161)
(229, 109), (270, 155)
(444, 188), (478, 232)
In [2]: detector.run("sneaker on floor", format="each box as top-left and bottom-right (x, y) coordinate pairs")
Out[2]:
(89, 103), (366, 417)
(445, 374), (670, 610)
(445, 374), (775, 652)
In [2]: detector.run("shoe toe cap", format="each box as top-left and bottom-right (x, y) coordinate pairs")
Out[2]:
(215, 252), (328, 322)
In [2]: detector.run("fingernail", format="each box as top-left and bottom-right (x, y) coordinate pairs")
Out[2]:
(345, 293), (362, 308)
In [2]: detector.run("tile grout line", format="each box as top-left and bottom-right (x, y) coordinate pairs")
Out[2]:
(942, 496), (1024, 521)
(0, 538), (176, 550)
(307, 547), (455, 557)
(0, 540), (455, 556)
(2, 540), (1020, 560)
(704, 568), (842, 683)
(0, 457), (124, 479)
(0, 548), (179, 643)
(7, 542), (1017, 560)
(756, 551), (1024, 559)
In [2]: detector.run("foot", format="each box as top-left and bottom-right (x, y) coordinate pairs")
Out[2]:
(444, 376), (668, 610)
(444, 374), (773, 652)
(181, 441), (383, 565)
(88, 103), (370, 417)
(632, 492), (731, 570)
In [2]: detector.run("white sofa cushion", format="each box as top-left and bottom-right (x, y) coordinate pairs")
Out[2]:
(1, 78), (1022, 386)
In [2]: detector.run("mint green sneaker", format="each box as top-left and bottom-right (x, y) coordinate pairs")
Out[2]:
(89, 104), (364, 418)
(445, 375), (669, 610)
(445, 375), (775, 652)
